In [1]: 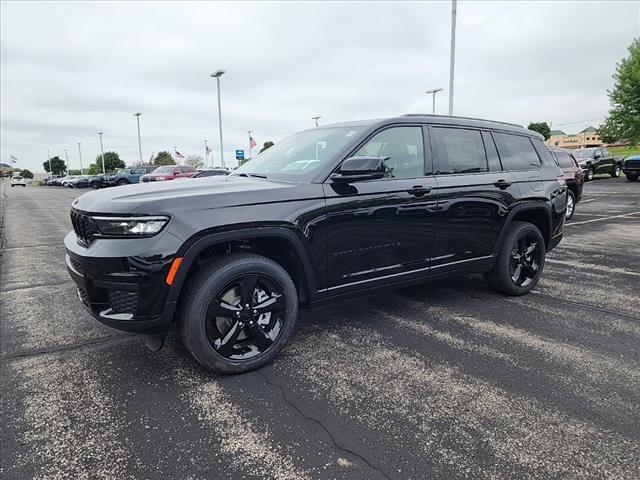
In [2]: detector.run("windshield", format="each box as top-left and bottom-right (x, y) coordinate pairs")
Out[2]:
(573, 148), (595, 158)
(233, 126), (364, 181)
(152, 166), (175, 174)
(115, 168), (126, 174)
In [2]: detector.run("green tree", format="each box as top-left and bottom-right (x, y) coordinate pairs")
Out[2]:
(260, 141), (274, 153)
(600, 38), (640, 144)
(93, 151), (125, 173)
(154, 151), (174, 166)
(20, 169), (34, 179)
(43, 156), (66, 176)
(527, 122), (551, 140)
(186, 155), (204, 169)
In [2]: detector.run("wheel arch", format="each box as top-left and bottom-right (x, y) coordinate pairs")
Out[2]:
(493, 203), (553, 256)
(166, 226), (320, 309)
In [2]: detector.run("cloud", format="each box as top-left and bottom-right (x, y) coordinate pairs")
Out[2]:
(1, 1), (638, 172)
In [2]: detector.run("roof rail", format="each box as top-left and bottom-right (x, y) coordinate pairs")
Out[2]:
(401, 113), (523, 129)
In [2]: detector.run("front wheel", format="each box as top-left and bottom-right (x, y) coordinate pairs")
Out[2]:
(179, 253), (298, 374)
(626, 173), (639, 182)
(484, 221), (545, 296)
(117, 179), (129, 186)
(565, 190), (576, 221)
(611, 163), (621, 178)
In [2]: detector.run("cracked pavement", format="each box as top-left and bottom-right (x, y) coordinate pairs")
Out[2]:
(1, 177), (639, 479)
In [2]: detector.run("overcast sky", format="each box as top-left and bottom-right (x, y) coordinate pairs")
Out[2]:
(1, 1), (638, 172)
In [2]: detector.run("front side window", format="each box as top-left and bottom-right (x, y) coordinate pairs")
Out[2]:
(433, 127), (488, 174)
(353, 126), (424, 179)
(494, 133), (541, 170)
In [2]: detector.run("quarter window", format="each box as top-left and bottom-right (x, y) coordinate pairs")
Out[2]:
(354, 126), (424, 179)
(433, 127), (488, 174)
(556, 152), (574, 168)
(494, 133), (541, 170)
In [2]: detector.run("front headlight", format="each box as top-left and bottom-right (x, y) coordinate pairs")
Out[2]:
(92, 216), (169, 237)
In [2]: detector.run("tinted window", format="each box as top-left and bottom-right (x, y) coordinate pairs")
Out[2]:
(494, 133), (541, 170)
(432, 128), (487, 174)
(482, 131), (502, 171)
(601, 148), (609, 157)
(133, 168), (146, 174)
(556, 152), (574, 168)
(354, 126), (424, 179)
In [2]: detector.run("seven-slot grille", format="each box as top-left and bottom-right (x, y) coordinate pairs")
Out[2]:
(70, 210), (97, 246)
(626, 159), (640, 169)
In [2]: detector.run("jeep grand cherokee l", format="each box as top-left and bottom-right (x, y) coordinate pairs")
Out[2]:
(65, 115), (566, 373)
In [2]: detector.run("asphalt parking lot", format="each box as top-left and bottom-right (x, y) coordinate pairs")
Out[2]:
(1, 177), (639, 479)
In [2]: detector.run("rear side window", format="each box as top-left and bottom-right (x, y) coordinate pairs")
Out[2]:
(494, 133), (541, 170)
(432, 127), (488, 174)
(556, 152), (574, 168)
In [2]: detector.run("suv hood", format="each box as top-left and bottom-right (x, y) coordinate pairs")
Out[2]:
(72, 175), (317, 214)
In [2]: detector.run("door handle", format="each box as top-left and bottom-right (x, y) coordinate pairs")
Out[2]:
(407, 185), (432, 197)
(493, 179), (512, 190)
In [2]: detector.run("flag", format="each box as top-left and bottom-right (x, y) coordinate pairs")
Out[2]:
(10, 154), (18, 164)
(175, 150), (185, 159)
(249, 137), (257, 148)
(206, 145), (213, 155)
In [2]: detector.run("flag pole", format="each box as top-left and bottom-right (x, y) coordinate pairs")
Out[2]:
(247, 130), (253, 159)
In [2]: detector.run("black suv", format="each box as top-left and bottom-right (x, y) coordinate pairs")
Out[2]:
(572, 147), (621, 181)
(65, 115), (566, 373)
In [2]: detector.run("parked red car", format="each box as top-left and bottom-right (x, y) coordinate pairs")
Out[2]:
(549, 148), (584, 220)
(140, 165), (198, 182)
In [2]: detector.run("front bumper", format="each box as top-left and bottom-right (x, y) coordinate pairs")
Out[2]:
(64, 231), (180, 334)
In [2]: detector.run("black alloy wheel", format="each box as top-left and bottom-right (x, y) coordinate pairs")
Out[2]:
(206, 274), (285, 360)
(179, 253), (298, 373)
(586, 168), (595, 181)
(508, 233), (542, 288)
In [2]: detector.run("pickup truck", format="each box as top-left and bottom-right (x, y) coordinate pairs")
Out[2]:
(571, 147), (622, 181)
(104, 165), (156, 186)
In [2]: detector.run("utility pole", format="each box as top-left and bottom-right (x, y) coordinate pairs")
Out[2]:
(425, 88), (443, 114)
(98, 132), (106, 174)
(210, 70), (226, 168)
(312, 116), (321, 127)
(77, 142), (83, 175)
(448, 0), (457, 116)
(64, 149), (69, 171)
(134, 112), (143, 165)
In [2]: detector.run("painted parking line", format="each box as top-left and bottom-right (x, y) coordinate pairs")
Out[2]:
(566, 211), (640, 226)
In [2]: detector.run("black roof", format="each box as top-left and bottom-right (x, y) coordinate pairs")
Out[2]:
(322, 114), (541, 139)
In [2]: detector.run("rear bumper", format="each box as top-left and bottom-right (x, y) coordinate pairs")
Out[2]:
(64, 231), (180, 334)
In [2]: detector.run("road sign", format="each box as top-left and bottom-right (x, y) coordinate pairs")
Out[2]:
(235, 149), (245, 160)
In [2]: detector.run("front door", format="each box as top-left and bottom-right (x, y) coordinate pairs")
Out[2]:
(324, 125), (437, 294)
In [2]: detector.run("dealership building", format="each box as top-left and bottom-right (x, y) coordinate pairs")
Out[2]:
(544, 126), (602, 149)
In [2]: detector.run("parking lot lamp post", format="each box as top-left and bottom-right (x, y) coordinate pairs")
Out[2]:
(312, 116), (321, 127)
(46, 149), (52, 177)
(448, 0), (457, 115)
(77, 142), (83, 175)
(210, 70), (226, 169)
(98, 132), (106, 174)
(64, 149), (69, 171)
(425, 88), (443, 114)
(135, 113), (143, 165)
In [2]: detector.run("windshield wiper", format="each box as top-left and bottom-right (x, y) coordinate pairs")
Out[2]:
(235, 172), (267, 178)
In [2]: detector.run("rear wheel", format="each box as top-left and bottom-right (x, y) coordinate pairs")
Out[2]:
(565, 190), (576, 221)
(117, 179), (129, 186)
(179, 253), (298, 374)
(484, 221), (545, 296)
(611, 163), (621, 178)
(586, 167), (595, 181)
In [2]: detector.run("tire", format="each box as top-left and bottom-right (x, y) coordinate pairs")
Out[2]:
(611, 163), (621, 178)
(484, 221), (546, 296)
(179, 253), (298, 374)
(586, 167), (595, 181)
(626, 174), (639, 182)
(565, 190), (576, 221)
(117, 179), (129, 186)
(90, 182), (100, 189)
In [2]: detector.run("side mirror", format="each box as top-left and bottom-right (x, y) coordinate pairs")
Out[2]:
(331, 156), (386, 183)
(594, 153), (601, 159)
(174, 169), (181, 174)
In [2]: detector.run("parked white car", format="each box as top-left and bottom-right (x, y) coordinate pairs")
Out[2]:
(10, 176), (26, 187)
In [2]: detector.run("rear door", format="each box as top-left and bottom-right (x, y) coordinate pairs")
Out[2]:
(430, 126), (520, 268)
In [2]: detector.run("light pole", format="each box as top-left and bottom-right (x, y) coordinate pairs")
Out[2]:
(134, 112), (143, 165)
(425, 88), (443, 114)
(98, 132), (106, 174)
(448, 0), (457, 115)
(64, 149), (69, 171)
(46, 149), (52, 177)
(210, 70), (226, 168)
(247, 130), (253, 159)
(77, 142), (83, 175)
(204, 139), (210, 167)
(312, 116), (321, 127)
